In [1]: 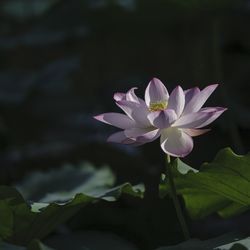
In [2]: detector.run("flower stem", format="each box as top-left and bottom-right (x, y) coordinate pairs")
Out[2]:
(166, 154), (190, 240)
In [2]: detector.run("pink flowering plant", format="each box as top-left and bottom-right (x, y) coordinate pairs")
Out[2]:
(94, 78), (227, 240)
(1, 76), (249, 249)
(94, 78), (226, 157)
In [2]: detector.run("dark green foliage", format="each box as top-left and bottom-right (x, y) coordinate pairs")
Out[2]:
(0, 180), (143, 245)
(160, 148), (250, 219)
(0, 148), (249, 249)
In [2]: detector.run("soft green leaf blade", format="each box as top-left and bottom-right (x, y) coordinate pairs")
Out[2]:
(0, 163), (144, 245)
(0, 200), (13, 239)
(160, 148), (250, 219)
(178, 189), (231, 219)
(16, 162), (116, 203)
(217, 202), (250, 219)
(174, 159), (198, 176)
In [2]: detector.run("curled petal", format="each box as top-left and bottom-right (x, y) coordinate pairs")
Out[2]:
(116, 100), (150, 127)
(126, 87), (146, 105)
(114, 88), (145, 105)
(182, 84), (218, 114)
(125, 128), (160, 143)
(147, 109), (177, 129)
(160, 127), (193, 157)
(114, 92), (126, 101)
(94, 113), (136, 129)
(183, 128), (211, 137)
(145, 78), (169, 107)
(126, 87), (140, 103)
(167, 86), (185, 117)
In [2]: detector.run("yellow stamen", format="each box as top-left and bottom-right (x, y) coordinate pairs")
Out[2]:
(149, 101), (168, 112)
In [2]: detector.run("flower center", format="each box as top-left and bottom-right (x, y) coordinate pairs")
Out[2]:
(149, 101), (168, 112)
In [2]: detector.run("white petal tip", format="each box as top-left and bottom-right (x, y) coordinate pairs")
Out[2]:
(152, 77), (161, 82)
(93, 114), (103, 121)
(114, 92), (125, 101)
(175, 85), (184, 92)
(208, 84), (219, 90)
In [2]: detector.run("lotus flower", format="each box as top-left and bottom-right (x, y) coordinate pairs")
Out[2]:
(94, 78), (226, 157)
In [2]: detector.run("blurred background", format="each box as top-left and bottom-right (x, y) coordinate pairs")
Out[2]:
(1, 1), (250, 248)
(0, 0), (250, 187)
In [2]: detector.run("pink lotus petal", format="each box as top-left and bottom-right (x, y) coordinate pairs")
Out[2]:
(182, 84), (218, 114)
(126, 87), (146, 105)
(116, 100), (141, 118)
(184, 87), (200, 106)
(173, 107), (227, 129)
(114, 88), (146, 105)
(147, 109), (177, 129)
(94, 113), (136, 129)
(108, 131), (147, 146)
(200, 107), (226, 113)
(125, 127), (160, 143)
(145, 78), (169, 107)
(160, 127), (194, 157)
(114, 92), (126, 101)
(107, 131), (135, 144)
(126, 87), (139, 103)
(172, 112), (214, 128)
(137, 129), (161, 143)
(183, 128), (211, 137)
(116, 100), (150, 127)
(95, 79), (227, 158)
(167, 85), (185, 117)
(196, 107), (227, 128)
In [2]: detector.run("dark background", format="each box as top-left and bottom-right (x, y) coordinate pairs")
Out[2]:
(0, 0), (250, 187)
(1, 1), (250, 248)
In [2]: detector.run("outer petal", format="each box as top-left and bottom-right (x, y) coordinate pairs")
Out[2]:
(183, 128), (210, 137)
(172, 112), (214, 128)
(147, 109), (177, 129)
(182, 84), (218, 114)
(126, 87), (139, 103)
(107, 131), (146, 146)
(195, 107), (227, 128)
(184, 87), (200, 106)
(167, 86), (185, 117)
(114, 92), (126, 101)
(145, 78), (169, 107)
(126, 87), (146, 105)
(107, 131), (135, 144)
(160, 127), (193, 157)
(173, 107), (227, 129)
(94, 113), (136, 129)
(116, 100), (150, 127)
(125, 127), (160, 143)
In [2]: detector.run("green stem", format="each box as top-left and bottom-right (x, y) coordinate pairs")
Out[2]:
(166, 154), (190, 240)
